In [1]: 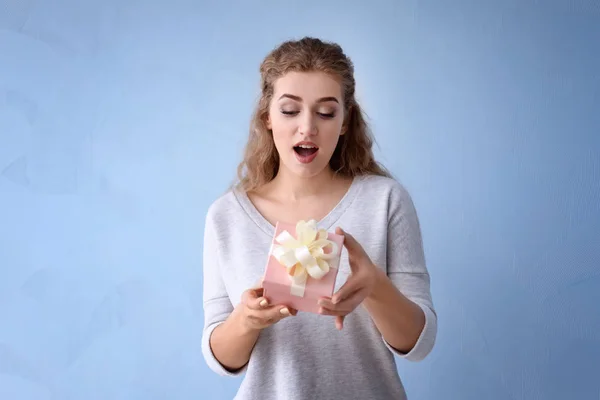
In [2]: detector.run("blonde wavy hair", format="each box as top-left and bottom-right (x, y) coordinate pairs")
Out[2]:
(236, 37), (392, 192)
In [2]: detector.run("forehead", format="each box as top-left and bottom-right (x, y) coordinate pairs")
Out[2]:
(273, 71), (343, 101)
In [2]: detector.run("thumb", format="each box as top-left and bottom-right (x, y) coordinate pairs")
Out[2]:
(336, 227), (364, 258)
(335, 315), (345, 330)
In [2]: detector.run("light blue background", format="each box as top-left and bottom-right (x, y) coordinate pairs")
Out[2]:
(1, 1), (599, 399)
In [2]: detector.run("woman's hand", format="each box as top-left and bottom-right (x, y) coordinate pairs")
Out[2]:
(235, 283), (297, 332)
(318, 227), (381, 330)
(210, 282), (297, 372)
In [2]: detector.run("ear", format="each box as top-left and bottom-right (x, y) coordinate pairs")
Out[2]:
(340, 117), (349, 135)
(340, 105), (351, 135)
(266, 113), (272, 130)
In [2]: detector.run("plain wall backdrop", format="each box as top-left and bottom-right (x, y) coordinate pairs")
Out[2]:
(1, 1), (599, 399)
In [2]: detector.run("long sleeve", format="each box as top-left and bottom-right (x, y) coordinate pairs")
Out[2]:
(383, 182), (437, 361)
(200, 207), (246, 376)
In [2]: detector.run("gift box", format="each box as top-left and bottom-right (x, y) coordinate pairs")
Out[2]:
(262, 220), (344, 314)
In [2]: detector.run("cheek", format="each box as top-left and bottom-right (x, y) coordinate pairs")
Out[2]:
(318, 121), (344, 147)
(271, 115), (295, 136)
(270, 117), (294, 150)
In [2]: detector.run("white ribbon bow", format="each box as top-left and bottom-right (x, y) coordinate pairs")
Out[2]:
(271, 220), (339, 297)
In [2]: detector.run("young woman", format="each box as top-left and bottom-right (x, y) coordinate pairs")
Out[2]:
(202, 37), (437, 400)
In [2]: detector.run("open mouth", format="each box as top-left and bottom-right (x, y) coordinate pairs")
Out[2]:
(293, 145), (319, 157)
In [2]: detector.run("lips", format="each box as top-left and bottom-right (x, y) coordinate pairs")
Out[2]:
(293, 141), (319, 164)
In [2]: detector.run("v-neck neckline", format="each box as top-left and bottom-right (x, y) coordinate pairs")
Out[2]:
(234, 175), (365, 236)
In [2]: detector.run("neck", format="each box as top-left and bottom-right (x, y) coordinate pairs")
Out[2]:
(270, 166), (336, 201)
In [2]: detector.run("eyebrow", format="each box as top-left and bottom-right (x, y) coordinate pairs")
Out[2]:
(278, 94), (339, 104)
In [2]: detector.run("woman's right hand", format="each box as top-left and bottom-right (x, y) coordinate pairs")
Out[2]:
(208, 284), (296, 372)
(236, 285), (297, 332)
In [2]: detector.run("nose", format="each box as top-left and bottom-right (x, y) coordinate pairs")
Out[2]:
(298, 112), (317, 136)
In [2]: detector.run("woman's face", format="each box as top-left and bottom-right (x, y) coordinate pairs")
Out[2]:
(267, 71), (346, 179)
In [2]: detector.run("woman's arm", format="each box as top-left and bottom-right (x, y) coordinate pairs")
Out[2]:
(209, 303), (261, 372)
(201, 207), (250, 376)
(362, 269), (427, 354)
(320, 183), (437, 361)
(366, 182), (436, 360)
(208, 287), (294, 372)
(324, 227), (435, 360)
(201, 206), (295, 375)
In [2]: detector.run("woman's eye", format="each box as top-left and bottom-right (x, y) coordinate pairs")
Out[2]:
(318, 112), (335, 118)
(280, 110), (335, 118)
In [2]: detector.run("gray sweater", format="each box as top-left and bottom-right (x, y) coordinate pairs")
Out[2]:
(201, 174), (437, 400)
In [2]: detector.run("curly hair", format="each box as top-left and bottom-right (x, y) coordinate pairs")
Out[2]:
(236, 37), (391, 192)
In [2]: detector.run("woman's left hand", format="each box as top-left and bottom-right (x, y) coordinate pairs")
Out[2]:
(318, 227), (381, 330)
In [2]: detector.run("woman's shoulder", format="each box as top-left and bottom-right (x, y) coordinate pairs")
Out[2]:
(354, 173), (420, 220)
(358, 173), (412, 200)
(205, 186), (243, 224)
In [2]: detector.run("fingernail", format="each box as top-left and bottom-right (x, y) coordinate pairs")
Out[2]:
(280, 307), (290, 315)
(260, 299), (268, 307)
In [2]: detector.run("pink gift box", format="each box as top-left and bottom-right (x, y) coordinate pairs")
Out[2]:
(262, 221), (344, 314)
